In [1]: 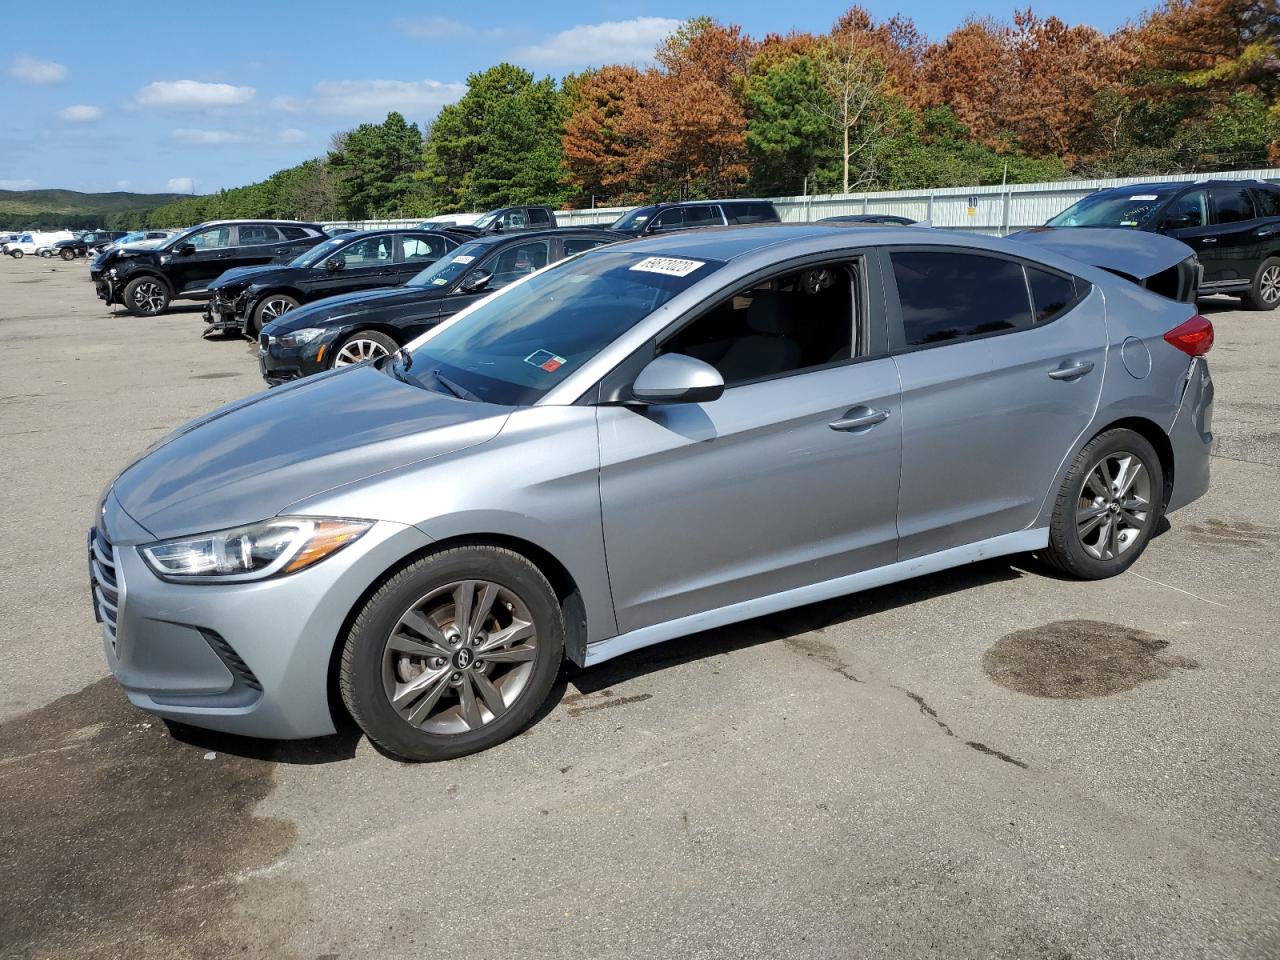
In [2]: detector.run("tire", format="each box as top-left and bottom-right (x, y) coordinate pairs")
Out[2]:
(339, 545), (565, 761)
(38, 249), (52, 259)
(60, 248), (76, 261)
(122, 276), (171, 317)
(1041, 428), (1164, 579)
(1241, 257), (1280, 311)
(331, 330), (398, 368)
(249, 293), (300, 336)
(10, 250), (22, 259)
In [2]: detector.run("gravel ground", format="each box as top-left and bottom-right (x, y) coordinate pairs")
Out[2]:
(0, 254), (1277, 960)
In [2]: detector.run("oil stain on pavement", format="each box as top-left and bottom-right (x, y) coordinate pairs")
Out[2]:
(0, 678), (298, 959)
(983, 620), (1199, 699)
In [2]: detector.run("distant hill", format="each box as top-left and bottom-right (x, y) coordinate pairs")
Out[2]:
(0, 189), (199, 230)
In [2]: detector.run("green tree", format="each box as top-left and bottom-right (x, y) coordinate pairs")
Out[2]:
(420, 64), (568, 212)
(328, 112), (425, 218)
(745, 54), (841, 194)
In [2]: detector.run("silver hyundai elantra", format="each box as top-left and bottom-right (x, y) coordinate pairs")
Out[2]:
(90, 225), (1214, 760)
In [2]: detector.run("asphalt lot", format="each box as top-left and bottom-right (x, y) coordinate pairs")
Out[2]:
(0, 252), (1277, 960)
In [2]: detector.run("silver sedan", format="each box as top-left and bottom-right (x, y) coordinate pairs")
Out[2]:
(91, 225), (1214, 760)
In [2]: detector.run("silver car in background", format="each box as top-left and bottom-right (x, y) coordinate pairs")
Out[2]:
(90, 225), (1214, 760)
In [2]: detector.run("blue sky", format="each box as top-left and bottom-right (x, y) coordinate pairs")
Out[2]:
(1, 0), (1154, 196)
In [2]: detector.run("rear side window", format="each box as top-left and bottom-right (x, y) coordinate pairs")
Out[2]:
(892, 251), (1032, 347)
(528, 207), (552, 225)
(1027, 267), (1078, 324)
(278, 226), (308, 240)
(238, 225), (281, 245)
(726, 202), (779, 224)
(562, 236), (611, 256)
(684, 205), (720, 228)
(1210, 185), (1256, 224)
(1253, 187), (1280, 219)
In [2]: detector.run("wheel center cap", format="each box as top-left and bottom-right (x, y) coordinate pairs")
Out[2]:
(1109, 502), (1121, 514)
(453, 647), (474, 670)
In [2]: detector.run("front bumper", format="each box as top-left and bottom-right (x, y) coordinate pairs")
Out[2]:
(203, 291), (247, 334)
(92, 506), (434, 740)
(94, 274), (120, 305)
(258, 330), (334, 387)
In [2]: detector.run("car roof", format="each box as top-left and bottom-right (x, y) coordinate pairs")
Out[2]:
(193, 219), (323, 228)
(456, 227), (620, 248)
(1093, 179), (1269, 197)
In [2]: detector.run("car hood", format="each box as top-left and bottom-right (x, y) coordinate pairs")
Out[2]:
(212, 263), (301, 290)
(268, 285), (439, 333)
(1009, 227), (1195, 281)
(109, 363), (513, 540)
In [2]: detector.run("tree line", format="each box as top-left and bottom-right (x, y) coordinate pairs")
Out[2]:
(147, 0), (1278, 228)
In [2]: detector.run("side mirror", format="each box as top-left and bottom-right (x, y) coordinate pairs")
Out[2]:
(175, 242), (195, 256)
(1164, 215), (1197, 229)
(459, 269), (492, 293)
(630, 353), (724, 405)
(325, 255), (346, 272)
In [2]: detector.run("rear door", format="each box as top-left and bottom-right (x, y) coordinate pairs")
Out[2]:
(230, 224), (288, 271)
(886, 247), (1104, 559)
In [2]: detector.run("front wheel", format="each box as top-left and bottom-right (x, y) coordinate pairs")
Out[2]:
(10, 250), (23, 259)
(122, 276), (171, 317)
(1041, 428), (1164, 579)
(249, 293), (300, 336)
(1241, 257), (1280, 311)
(331, 330), (397, 368)
(339, 546), (565, 761)
(60, 248), (76, 261)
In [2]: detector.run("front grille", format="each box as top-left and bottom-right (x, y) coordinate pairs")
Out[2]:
(88, 527), (121, 653)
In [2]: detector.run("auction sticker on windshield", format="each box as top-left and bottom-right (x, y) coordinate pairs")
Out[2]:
(525, 350), (566, 373)
(629, 256), (705, 277)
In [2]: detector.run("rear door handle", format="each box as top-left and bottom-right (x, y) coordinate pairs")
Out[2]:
(829, 406), (890, 431)
(1257, 228), (1273, 237)
(272, 247), (289, 255)
(1048, 360), (1095, 381)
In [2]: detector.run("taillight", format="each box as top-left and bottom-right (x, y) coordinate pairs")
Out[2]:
(1163, 314), (1213, 356)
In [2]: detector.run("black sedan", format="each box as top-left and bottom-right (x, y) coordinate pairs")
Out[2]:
(257, 227), (623, 385)
(204, 228), (467, 337)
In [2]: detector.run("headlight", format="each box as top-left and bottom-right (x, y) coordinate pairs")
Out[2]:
(140, 517), (372, 582)
(108, 268), (117, 278)
(279, 327), (327, 347)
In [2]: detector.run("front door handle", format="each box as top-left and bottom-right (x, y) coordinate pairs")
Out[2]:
(829, 406), (890, 431)
(1200, 237), (1217, 244)
(1048, 360), (1095, 381)
(1257, 228), (1273, 237)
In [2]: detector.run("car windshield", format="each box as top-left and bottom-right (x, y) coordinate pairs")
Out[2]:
(1047, 192), (1169, 228)
(291, 236), (347, 268)
(400, 250), (725, 405)
(406, 240), (493, 288)
(612, 208), (654, 231)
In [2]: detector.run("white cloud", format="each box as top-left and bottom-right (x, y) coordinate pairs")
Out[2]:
(116, 180), (131, 189)
(276, 128), (308, 143)
(515, 17), (679, 68)
(167, 177), (195, 192)
(398, 16), (470, 39)
(276, 79), (465, 118)
(0, 179), (38, 190)
(7, 57), (66, 84)
(137, 80), (255, 109)
(59, 104), (103, 122)
(172, 128), (246, 144)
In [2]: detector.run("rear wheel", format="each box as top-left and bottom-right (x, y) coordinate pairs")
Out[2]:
(339, 546), (565, 761)
(38, 249), (52, 258)
(1041, 428), (1163, 579)
(249, 293), (300, 336)
(1241, 257), (1280, 311)
(332, 330), (397, 368)
(122, 276), (171, 317)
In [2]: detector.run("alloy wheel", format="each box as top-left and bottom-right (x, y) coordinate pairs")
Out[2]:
(381, 580), (539, 735)
(131, 281), (166, 314)
(334, 338), (391, 366)
(259, 297), (296, 322)
(1075, 452), (1152, 561)
(1260, 265), (1280, 304)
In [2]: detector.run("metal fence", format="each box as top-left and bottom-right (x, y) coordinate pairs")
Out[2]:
(324, 167), (1280, 236)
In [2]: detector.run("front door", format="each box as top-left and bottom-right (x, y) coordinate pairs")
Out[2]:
(311, 234), (399, 299)
(886, 248), (1106, 559)
(169, 225), (235, 293)
(598, 255), (902, 634)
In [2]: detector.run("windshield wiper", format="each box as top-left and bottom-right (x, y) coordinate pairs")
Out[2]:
(430, 367), (480, 402)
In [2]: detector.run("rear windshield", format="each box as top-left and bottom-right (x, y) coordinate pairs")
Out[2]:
(402, 251), (725, 405)
(1046, 191), (1169, 228)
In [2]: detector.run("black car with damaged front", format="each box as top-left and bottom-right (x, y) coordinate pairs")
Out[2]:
(203, 228), (466, 337)
(257, 227), (622, 385)
(91, 219), (328, 317)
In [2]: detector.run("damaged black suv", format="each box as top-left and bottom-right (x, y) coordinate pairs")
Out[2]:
(91, 220), (328, 317)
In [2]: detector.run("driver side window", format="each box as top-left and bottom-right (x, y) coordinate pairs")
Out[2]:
(339, 235), (394, 266)
(661, 261), (861, 386)
(1165, 191), (1208, 228)
(652, 209), (685, 232)
(485, 241), (549, 290)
